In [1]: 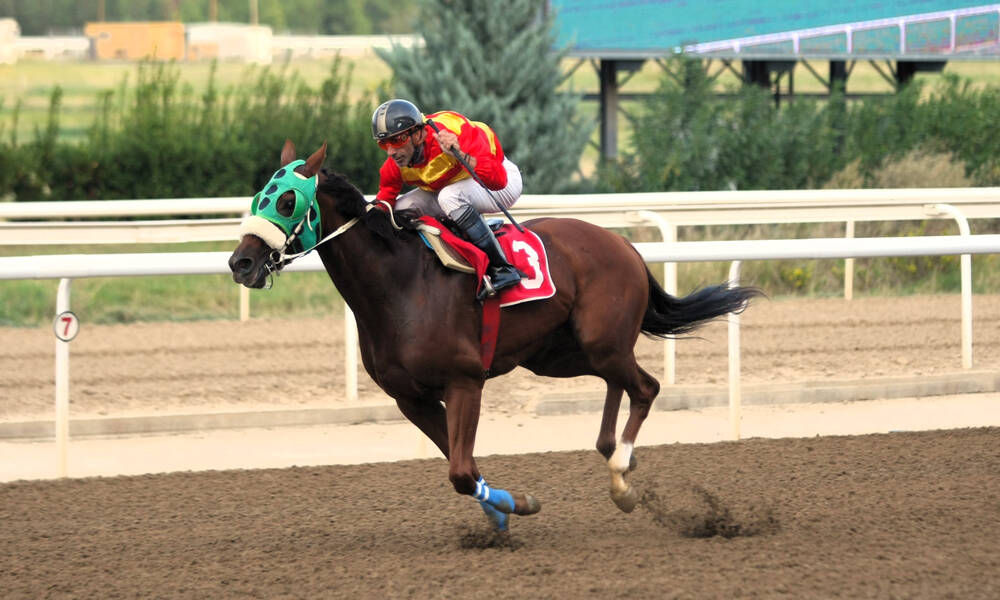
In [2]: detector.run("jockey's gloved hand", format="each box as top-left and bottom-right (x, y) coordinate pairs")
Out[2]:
(394, 207), (422, 226)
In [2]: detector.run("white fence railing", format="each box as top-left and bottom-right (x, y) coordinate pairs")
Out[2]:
(3, 187), (999, 384)
(3, 233), (1000, 476)
(4, 188), (999, 302)
(4, 187), (1000, 231)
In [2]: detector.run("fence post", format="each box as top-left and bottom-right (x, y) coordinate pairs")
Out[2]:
(345, 307), (358, 403)
(844, 220), (855, 300)
(55, 278), (72, 477)
(929, 204), (973, 369)
(637, 211), (678, 385)
(239, 210), (251, 322)
(239, 285), (250, 322)
(728, 261), (743, 441)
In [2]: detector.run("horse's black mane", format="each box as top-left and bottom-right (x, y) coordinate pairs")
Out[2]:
(317, 168), (419, 244)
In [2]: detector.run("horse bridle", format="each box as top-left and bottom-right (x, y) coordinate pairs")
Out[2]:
(260, 199), (404, 285)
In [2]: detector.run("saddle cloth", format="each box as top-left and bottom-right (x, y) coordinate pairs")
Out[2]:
(417, 216), (556, 307)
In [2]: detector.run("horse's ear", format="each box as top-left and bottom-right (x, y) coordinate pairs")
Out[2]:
(280, 139), (296, 166)
(303, 141), (327, 177)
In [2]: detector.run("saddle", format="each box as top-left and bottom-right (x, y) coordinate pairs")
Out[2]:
(416, 218), (505, 274)
(415, 216), (555, 309)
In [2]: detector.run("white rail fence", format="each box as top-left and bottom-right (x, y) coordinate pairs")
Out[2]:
(4, 187), (999, 384)
(5, 188), (1000, 242)
(4, 189), (998, 297)
(2, 233), (1000, 476)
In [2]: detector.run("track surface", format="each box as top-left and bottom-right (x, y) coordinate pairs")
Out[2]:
(2, 428), (998, 598)
(1, 295), (998, 420)
(2, 295), (1000, 598)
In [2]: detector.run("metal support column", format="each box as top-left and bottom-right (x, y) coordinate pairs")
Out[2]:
(599, 59), (620, 161)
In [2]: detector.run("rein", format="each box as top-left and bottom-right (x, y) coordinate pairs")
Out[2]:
(273, 215), (360, 263)
(271, 199), (405, 264)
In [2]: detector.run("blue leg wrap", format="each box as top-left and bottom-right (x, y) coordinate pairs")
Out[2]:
(475, 476), (514, 531)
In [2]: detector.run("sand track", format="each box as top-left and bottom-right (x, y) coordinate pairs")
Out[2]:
(2, 295), (999, 597)
(2, 428), (998, 598)
(2, 294), (998, 420)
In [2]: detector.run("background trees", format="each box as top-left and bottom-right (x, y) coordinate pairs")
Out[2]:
(376, 0), (592, 193)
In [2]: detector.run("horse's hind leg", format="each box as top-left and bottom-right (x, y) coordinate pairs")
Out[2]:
(596, 384), (624, 461)
(608, 364), (659, 512)
(586, 346), (659, 513)
(597, 384), (642, 465)
(597, 384), (641, 511)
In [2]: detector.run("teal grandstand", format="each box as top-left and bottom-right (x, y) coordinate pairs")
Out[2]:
(548, 1), (1000, 157)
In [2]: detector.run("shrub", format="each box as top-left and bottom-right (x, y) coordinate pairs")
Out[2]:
(0, 59), (383, 202)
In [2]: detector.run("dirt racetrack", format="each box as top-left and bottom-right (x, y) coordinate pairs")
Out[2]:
(2, 428), (998, 598)
(1, 294), (999, 421)
(2, 295), (1000, 598)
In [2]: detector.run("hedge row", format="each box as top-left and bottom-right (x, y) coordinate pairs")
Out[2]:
(0, 58), (382, 203)
(5, 58), (1000, 205)
(598, 59), (1000, 193)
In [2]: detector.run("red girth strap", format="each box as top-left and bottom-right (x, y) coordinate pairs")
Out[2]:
(480, 296), (501, 375)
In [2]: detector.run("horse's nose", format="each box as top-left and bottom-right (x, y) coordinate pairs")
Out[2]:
(229, 253), (255, 279)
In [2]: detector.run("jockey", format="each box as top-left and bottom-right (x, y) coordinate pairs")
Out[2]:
(371, 98), (523, 296)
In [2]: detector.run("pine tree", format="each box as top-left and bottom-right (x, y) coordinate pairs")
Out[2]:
(375, 0), (592, 193)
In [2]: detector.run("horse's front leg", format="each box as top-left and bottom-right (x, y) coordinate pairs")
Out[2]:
(444, 379), (541, 531)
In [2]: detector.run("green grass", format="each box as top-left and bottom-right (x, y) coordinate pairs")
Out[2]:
(0, 271), (346, 328)
(0, 241), (347, 327)
(0, 55), (393, 144)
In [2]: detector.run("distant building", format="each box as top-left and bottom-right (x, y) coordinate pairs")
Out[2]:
(8, 19), (410, 65)
(185, 23), (272, 64)
(0, 18), (19, 64)
(84, 22), (186, 61)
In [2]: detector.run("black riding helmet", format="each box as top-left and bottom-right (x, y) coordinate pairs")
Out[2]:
(371, 99), (424, 140)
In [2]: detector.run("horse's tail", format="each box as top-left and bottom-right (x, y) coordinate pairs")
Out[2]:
(641, 267), (763, 339)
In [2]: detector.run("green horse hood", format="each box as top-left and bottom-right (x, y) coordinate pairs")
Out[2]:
(249, 159), (322, 252)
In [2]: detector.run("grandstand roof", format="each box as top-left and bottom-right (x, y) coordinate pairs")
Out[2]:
(550, 1), (1000, 60)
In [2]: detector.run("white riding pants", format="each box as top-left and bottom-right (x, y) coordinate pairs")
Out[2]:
(394, 157), (522, 219)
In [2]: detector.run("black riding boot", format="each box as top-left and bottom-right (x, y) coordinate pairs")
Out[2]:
(450, 204), (522, 297)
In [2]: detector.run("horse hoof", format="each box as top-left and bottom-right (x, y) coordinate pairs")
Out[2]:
(611, 486), (639, 513)
(515, 494), (542, 516)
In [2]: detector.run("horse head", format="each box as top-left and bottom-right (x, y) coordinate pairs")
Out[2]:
(229, 140), (376, 288)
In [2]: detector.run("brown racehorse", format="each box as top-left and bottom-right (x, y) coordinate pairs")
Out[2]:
(229, 140), (761, 531)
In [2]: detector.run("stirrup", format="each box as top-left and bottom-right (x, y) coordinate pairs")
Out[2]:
(478, 275), (498, 301)
(478, 267), (520, 301)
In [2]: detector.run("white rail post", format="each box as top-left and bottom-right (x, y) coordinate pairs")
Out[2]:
(929, 204), (973, 369)
(637, 211), (678, 385)
(345, 306), (358, 403)
(239, 285), (250, 322)
(728, 261), (743, 441)
(239, 210), (251, 322)
(55, 278), (72, 477)
(844, 220), (855, 300)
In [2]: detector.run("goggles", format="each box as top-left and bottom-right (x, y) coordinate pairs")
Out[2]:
(377, 129), (415, 150)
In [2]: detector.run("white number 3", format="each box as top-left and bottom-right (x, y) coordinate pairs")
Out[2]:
(511, 240), (543, 290)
